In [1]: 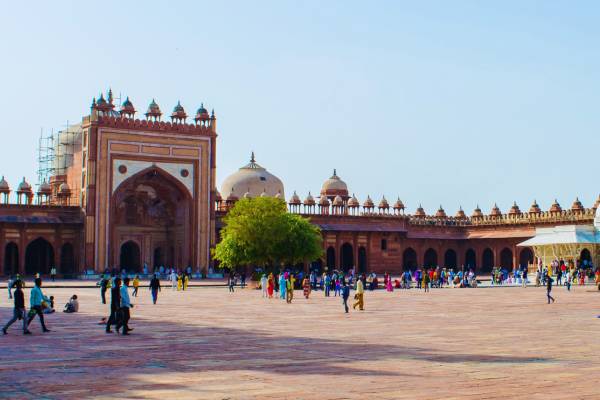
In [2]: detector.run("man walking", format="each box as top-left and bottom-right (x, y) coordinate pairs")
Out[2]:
(117, 278), (133, 335)
(27, 278), (51, 333)
(50, 267), (57, 282)
(98, 275), (109, 304)
(3, 280), (30, 335)
(547, 274), (555, 304)
(106, 277), (121, 333)
(353, 277), (364, 311)
(149, 274), (161, 304)
(342, 281), (350, 313)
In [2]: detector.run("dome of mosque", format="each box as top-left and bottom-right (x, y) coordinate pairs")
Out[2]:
(529, 200), (541, 214)
(414, 204), (426, 217)
(549, 199), (562, 213)
(17, 177), (32, 192)
(38, 179), (52, 195)
(0, 176), (9, 192)
(58, 182), (71, 195)
(120, 97), (135, 115)
(393, 197), (405, 210)
(363, 196), (374, 208)
(571, 197), (584, 211)
(145, 99), (162, 118)
(435, 205), (446, 218)
(304, 192), (315, 206)
(490, 203), (502, 217)
(221, 152), (285, 200)
(348, 194), (359, 208)
(378, 196), (389, 209)
(289, 191), (301, 205)
(320, 169), (348, 198)
(509, 201), (521, 216)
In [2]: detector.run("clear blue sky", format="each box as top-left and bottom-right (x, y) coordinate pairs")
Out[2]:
(1, 1), (599, 214)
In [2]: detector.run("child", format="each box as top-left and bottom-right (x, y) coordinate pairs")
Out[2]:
(63, 295), (79, 313)
(132, 275), (140, 297)
(43, 296), (56, 314)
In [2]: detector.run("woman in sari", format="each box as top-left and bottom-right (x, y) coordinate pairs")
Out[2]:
(302, 276), (311, 299)
(267, 273), (274, 298)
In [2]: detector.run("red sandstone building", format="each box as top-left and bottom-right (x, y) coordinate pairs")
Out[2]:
(0, 91), (597, 276)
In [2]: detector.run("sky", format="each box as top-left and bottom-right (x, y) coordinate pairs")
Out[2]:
(0, 1), (599, 215)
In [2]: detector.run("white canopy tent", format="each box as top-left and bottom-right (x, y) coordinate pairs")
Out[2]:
(517, 209), (600, 269)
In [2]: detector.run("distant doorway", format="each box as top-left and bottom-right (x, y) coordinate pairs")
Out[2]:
(120, 241), (141, 272)
(25, 238), (54, 275)
(341, 243), (354, 271)
(444, 249), (457, 268)
(4, 243), (18, 275)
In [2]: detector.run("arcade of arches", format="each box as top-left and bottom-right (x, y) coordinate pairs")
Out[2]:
(318, 233), (537, 274)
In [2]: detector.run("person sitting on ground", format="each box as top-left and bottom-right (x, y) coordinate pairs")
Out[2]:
(63, 295), (79, 313)
(43, 296), (55, 314)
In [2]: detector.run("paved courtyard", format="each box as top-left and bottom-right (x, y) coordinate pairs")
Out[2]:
(1, 283), (599, 399)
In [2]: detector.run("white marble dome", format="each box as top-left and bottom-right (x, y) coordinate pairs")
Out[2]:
(221, 152), (285, 199)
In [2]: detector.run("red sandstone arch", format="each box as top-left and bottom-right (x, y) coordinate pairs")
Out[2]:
(444, 249), (457, 269)
(326, 246), (336, 270)
(423, 248), (438, 268)
(500, 248), (513, 269)
(60, 243), (75, 275)
(518, 248), (533, 269)
(465, 248), (476, 270)
(25, 237), (55, 275)
(111, 166), (193, 269)
(4, 242), (18, 276)
(481, 248), (494, 272)
(403, 247), (417, 270)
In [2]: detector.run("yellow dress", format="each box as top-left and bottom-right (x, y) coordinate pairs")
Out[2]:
(177, 276), (182, 291)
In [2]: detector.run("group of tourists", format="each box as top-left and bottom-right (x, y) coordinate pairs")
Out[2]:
(255, 270), (366, 312)
(3, 275), (79, 335)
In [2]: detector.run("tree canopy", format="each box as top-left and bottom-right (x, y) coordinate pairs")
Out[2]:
(213, 197), (323, 269)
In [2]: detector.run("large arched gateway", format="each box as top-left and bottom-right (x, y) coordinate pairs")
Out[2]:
(111, 167), (193, 270)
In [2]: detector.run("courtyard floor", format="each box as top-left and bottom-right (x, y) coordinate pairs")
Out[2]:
(1, 283), (599, 399)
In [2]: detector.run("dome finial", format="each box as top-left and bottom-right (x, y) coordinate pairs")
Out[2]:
(333, 168), (337, 177)
(250, 151), (255, 163)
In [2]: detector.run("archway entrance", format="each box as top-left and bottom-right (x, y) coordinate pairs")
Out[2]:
(444, 249), (457, 268)
(580, 248), (592, 267)
(340, 243), (353, 271)
(326, 247), (335, 270)
(153, 247), (163, 269)
(112, 167), (192, 269)
(358, 246), (367, 274)
(311, 259), (323, 274)
(519, 248), (533, 269)
(4, 243), (18, 275)
(403, 248), (417, 270)
(500, 248), (513, 269)
(482, 248), (494, 272)
(25, 238), (54, 275)
(423, 248), (438, 268)
(120, 241), (141, 272)
(60, 243), (75, 274)
(465, 249), (476, 270)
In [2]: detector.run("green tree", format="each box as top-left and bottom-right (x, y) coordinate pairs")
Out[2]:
(213, 197), (323, 270)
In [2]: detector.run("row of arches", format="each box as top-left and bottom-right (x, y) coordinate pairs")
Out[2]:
(325, 244), (368, 273)
(401, 247), (533, 271)
(3, 239), (75, 276)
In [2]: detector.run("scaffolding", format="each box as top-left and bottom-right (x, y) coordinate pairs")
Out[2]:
(36, 128), (55, 187)
(36, 121), (83, 204)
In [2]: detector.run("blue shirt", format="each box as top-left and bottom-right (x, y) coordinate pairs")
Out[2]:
(30, 285), (49, 307)
(120, 285), (131, 308)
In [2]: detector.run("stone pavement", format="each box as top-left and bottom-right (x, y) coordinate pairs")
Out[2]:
(0, 283), (599, 399)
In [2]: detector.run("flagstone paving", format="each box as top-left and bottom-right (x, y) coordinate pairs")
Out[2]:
(1, 283), (599, 399)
